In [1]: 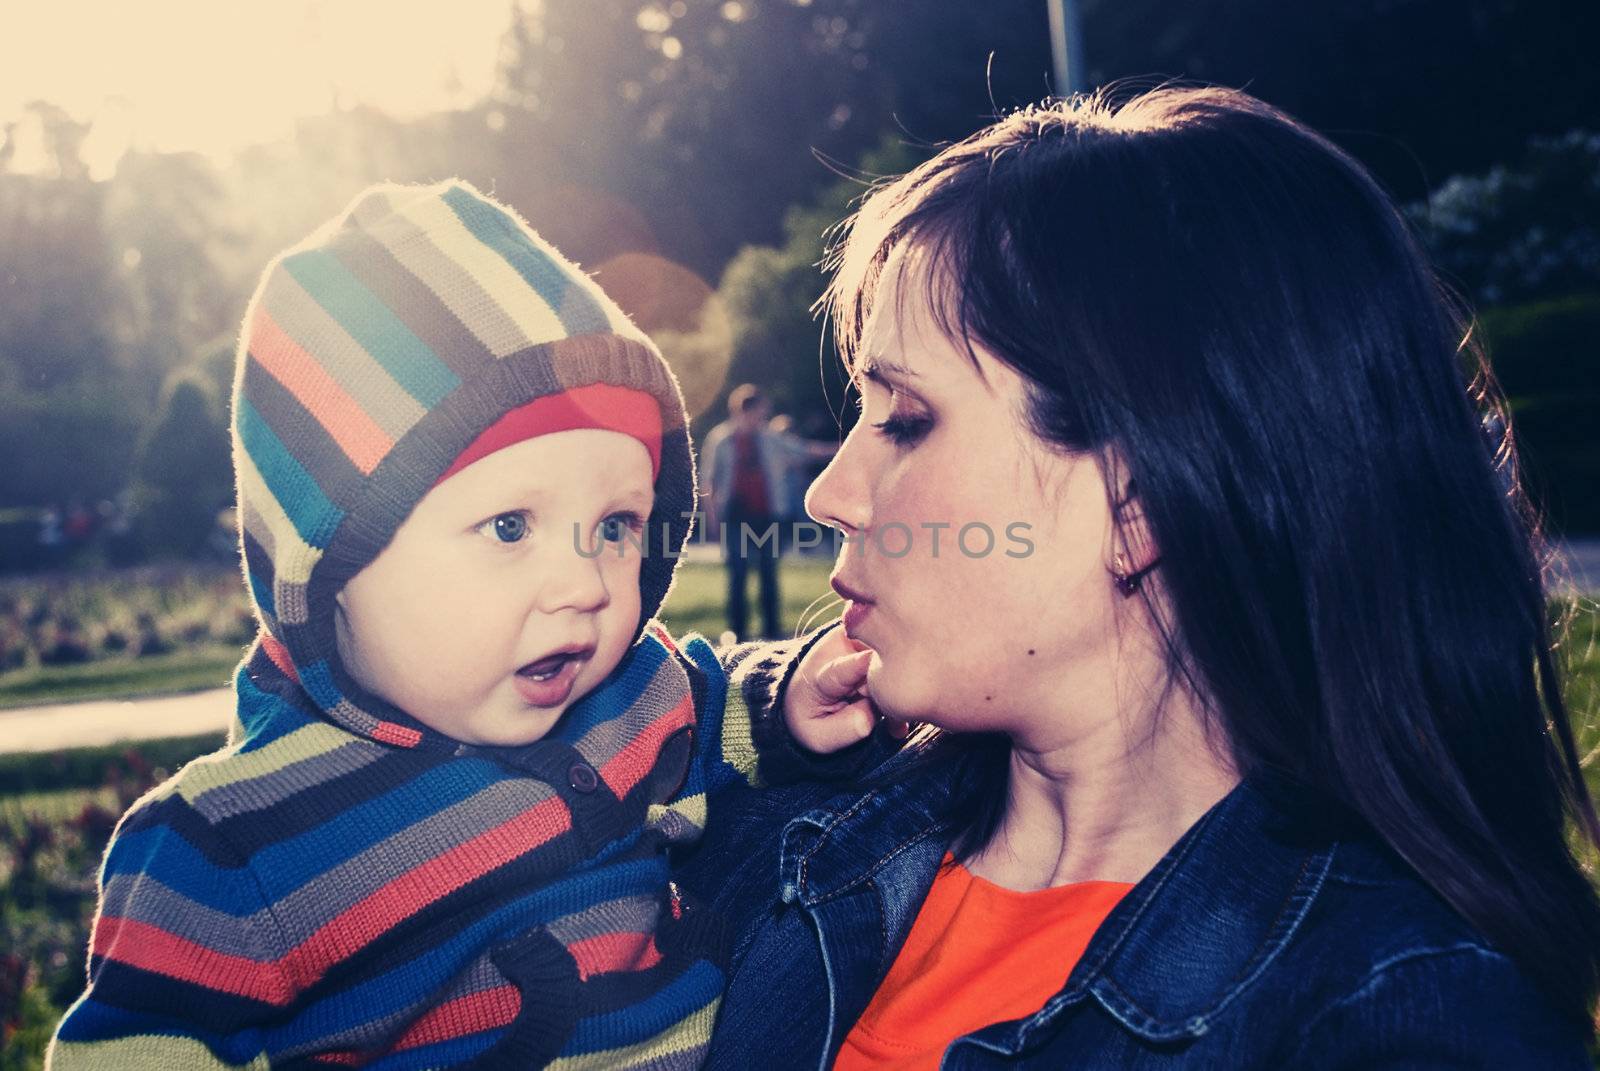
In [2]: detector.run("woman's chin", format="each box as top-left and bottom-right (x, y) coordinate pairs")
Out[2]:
(865, 674), (932, 729)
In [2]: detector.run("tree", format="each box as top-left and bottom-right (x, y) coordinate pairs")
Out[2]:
(1411, 131), (1600, 306)
(692, 137), (922, 441)
(103, 151), (237, 406)
(0, 103), (119, 393)
(128, 378), (233, 558)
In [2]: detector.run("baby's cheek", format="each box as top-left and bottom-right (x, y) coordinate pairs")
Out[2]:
(604, 554), (643, 596)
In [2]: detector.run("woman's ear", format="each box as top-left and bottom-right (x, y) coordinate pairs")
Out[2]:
(1106, 464), (1161, 597)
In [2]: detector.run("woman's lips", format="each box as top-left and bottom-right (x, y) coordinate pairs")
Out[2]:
(832, 577), (874, 638)
(512, 652), (586, 708)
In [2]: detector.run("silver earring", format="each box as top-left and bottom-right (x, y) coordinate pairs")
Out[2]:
(1111, 551), (1159, 597)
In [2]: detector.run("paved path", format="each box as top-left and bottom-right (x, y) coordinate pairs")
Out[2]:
(3, 539), (1596, 756)
(1, 688), (232, 754)
(1554, 537), (1600, 594)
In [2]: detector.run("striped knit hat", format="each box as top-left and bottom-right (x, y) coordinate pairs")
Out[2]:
(232, 179), (696, 744)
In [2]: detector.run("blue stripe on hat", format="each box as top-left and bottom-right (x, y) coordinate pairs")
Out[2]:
(246, 569), (275, 617)
(281, 250), (461, 409)
(236, 398), (346, 548)
(439, 185), (612, 337)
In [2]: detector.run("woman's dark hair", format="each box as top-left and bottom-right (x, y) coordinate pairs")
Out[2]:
(824, 85), (1600, 1026)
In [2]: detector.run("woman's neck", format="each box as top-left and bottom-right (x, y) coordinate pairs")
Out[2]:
(963, 685), (1240, 891)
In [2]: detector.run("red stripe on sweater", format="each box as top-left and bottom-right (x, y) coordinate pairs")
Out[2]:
(371, 720), (424, 748)
(279, 796), (573, 989)
(649, 622), (680, 655)
(568, 931), (662, 981)
(601, 692), (696, 798)
(394, 983), (521, 1051)
(92, 916), (293, 1006)
(259, 633), (300, 683)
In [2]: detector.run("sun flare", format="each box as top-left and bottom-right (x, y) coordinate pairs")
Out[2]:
(0, 0), (515, 173)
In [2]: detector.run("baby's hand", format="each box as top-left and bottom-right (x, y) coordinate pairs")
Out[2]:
(783, 626), (903, 754)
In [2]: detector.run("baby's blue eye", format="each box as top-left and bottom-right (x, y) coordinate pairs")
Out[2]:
(488, 512), (528, 543)
(599, 512), (644, 545)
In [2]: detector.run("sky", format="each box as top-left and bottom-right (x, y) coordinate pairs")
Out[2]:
(1, 0), (517, 175)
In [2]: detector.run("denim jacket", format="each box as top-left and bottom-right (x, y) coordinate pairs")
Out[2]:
(678, 754), (1592, 1069)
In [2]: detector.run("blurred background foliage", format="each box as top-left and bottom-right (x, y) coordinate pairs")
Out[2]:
(3, 4), (1599, 1065)
(2, 0), (1598, 573)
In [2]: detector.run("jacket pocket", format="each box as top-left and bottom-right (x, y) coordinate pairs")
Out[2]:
(468, 926), (583, 1069)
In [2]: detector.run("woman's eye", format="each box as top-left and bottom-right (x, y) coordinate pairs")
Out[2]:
(599, 511), (646, 545)
(872, 412), (933, 447)
(856, 378), (932, 448)
(480, 511), (530, 544)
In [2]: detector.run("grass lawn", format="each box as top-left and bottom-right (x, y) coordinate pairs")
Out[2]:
(1562, 599), (1600, 807)
(0, 560), (842, 711)
(0, 645), (244, 709)
(657, 556), (839, 640)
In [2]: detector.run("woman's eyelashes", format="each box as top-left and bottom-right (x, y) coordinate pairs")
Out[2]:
(857, 389), (933, 448)
(873, 412), (933, 447)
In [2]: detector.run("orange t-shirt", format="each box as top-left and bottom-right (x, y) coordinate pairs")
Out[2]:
(834, 856), (1133, 1070)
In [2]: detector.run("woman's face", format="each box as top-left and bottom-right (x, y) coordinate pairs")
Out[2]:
(806, 251), (1153, 750)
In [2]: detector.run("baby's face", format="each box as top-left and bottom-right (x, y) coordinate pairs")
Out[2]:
(336, 429), (653, 747)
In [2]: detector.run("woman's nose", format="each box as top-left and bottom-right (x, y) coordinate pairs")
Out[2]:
(805, 427), (870, 537)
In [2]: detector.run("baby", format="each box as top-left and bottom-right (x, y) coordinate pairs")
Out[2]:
(48, 181), (876, 1070)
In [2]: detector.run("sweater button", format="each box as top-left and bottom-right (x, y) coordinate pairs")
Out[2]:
(568, 761), (599, 793)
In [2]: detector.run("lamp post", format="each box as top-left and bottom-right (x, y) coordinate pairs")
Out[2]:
(1046, 0), (1087, 96)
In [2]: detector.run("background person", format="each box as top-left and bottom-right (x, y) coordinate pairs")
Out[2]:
(703, 385), (835, 639)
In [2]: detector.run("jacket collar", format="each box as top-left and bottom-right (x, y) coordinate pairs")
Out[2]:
(777, 764), (1338, 1046)
(777, 755), (955, 907)
(1055, 775), (1337, 1043)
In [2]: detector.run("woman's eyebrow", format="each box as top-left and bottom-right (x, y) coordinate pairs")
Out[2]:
(860, 357), (920, 385)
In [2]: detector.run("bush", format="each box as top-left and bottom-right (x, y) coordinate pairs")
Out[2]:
(1479, 294), (1600, 399)
(1506, 396), (1600, 535)
(1478, 293), (1600, 534)
(0, 735), (225, 796)
(1413, 130), (1600, 306)
(0, 386), (141, 513)
(0, 565), (251, 677)
(128, 378), (232, 559)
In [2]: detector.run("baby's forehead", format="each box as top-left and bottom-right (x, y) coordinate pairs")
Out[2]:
(430, 428), (657, 511)
(499, 468), (654, 504)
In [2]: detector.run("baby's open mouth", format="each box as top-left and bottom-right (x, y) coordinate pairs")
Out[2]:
(511, 643), (597, 707)
(518, 652), (582, 681)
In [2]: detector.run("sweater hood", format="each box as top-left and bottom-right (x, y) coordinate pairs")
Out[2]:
(231, 179), (696, 747)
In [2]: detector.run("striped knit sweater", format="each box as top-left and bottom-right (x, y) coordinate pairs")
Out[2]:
(47, 178), (864, 1069)
(49, 621), (837, 1070)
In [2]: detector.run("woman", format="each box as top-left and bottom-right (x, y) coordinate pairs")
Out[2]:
(681, 86), (1600, 1068)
